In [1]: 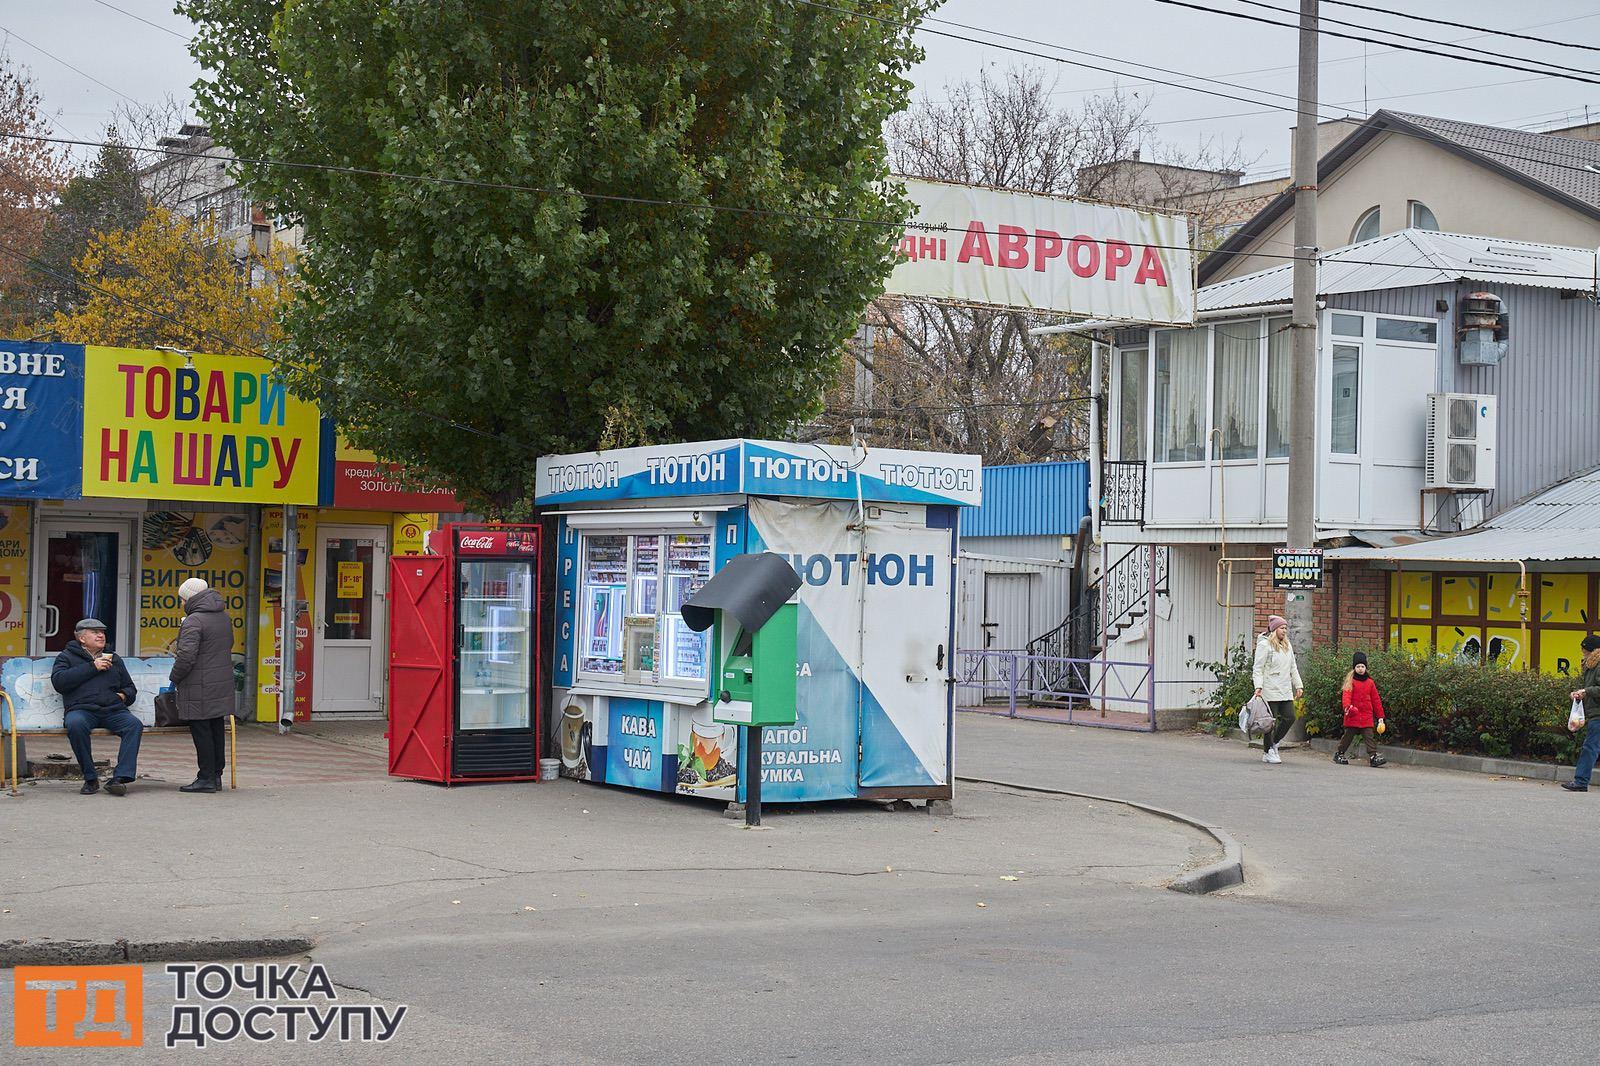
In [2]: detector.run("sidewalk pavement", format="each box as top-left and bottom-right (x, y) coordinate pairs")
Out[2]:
(956, 714), (1590, 913)
(0, 742), (1214, 960)
(5, 716), (1597, 1063)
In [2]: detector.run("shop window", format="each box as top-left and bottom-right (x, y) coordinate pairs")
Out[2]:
(1351, 206), (1381, 244)
(1539, 574), (1590, 624)
(1212, 319), (1260, 460)
(1376, 317), (1437, 344)
(1117, 345), (1148, 461)
(1153, 328), (1206, 463)
(1265, 316), (1291, 458)
(1485, 573), (1522, 622)
(579, 531), (711, 682)
(1439, 574), (1480, 618)
(1330, 345), (1360, 454)
(1331, 313), (1363, 337)
(1395, 572), (1433, 619)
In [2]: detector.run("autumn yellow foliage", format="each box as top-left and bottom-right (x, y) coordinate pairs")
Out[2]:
(48, 207), (295, 354)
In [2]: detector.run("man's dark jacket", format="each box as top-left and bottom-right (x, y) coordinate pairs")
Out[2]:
(51, 641), (138, 714)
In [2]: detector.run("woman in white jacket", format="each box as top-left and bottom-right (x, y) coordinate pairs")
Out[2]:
(1252, 615), (1303, 764)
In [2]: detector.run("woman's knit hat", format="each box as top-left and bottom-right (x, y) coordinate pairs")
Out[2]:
(1582, 634), (1600, 653)
(1266, 615), (1287, 634)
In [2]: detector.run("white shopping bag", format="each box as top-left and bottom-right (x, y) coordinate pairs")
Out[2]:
(1570, 699), (1586, 732)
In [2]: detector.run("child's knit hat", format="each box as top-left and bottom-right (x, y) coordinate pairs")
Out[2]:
(1352, 651), (1368, 669)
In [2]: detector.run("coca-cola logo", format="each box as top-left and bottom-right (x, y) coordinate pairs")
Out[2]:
(458, 535), (496, 549)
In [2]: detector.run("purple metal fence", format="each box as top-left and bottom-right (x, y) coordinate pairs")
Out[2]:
(954, 650), (1156, 731)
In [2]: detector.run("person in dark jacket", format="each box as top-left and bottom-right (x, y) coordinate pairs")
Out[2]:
(1562, 635), (1600, 792)
(169, 577), (236, 793)
(1335, 652), (1387, 767)
(51, 618), (141, 796)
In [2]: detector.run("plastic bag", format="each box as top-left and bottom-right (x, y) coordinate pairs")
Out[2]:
(1376, 719), (1386, 736)
(1570, 699), (1586, 732)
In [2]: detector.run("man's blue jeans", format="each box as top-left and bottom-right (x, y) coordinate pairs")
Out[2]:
(1575, 721), (1600, 787)
(64, 707), (143, 783)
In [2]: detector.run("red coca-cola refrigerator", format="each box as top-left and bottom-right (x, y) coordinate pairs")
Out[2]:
(388, 523), (542, 784)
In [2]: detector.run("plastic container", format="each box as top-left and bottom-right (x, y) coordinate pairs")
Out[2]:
(538, 758), (562, 781)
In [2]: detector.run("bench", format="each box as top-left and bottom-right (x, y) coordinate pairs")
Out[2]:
(1, 656), (237, 795)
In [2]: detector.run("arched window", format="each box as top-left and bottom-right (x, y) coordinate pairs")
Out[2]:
(1409, 201), (1439, 231)
(1351, 206), (1381, 244)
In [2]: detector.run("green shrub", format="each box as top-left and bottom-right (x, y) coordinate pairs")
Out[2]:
(1196, 641), (1579, 762)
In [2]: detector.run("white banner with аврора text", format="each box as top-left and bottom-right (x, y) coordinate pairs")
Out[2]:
(885, 177), (1195, 325)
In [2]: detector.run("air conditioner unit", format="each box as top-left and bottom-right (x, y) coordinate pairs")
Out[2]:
(1424, 393), (1496, 491)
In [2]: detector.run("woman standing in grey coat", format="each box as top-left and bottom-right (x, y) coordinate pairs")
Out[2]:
(170, 577), (235, 793)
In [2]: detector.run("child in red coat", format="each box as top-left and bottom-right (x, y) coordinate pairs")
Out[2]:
(1336, 652), (1388, 767)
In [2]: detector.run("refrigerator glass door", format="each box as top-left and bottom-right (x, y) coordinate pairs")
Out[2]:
(458, 559), (533, 730)
(662, 534), (712, 681)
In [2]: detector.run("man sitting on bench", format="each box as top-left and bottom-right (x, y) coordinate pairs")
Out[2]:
(51, 618), (142, 796)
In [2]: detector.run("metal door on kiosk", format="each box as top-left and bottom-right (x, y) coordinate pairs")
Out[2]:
(312, 525), (389, 717)
(33, 517), (137, 655)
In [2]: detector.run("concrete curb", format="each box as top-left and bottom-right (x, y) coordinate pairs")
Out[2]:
(1302, 738), (1577, 781)
(956, 775), (1244, 896)
(0, 936), (315, 969)
(1218, 727), (1574, 781)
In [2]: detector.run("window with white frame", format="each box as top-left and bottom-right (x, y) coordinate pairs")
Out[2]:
(1409, 201), (1439, 231)
(1117, 345), (1147, 460)
(1330, 344), (1361, 454)
(1212, 319), (1261, 460)
(1351, 206), (1381, 244)
(1153, 329), (1206, 463)
(1265, 317), (1292, 458)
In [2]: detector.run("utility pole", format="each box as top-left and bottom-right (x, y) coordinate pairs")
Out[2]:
(1286, 0), (1319, 674)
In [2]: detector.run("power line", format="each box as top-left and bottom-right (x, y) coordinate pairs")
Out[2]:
(1223, 0), (1600, 79)
(1039, 10), (1600, 102)
(1146, 0), (1600, 86)
(87, 0), (193, 41)
(59, 0), (1600, 184)
(1146, 73), (1550, 129)
(801, 0), (1600, 176)
(8, 129), (1600, 284)
(1321, 0), (1600, 54)
(0, 236), (535, 452)
(0, 23), (143, 106)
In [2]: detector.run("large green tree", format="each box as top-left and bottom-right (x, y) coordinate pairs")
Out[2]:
(179, 0), (929, 514)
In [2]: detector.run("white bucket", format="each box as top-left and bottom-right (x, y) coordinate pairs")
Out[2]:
(538, 758), (562, 781)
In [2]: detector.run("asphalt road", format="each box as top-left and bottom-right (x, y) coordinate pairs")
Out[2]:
(4, 717), (1594, 1063)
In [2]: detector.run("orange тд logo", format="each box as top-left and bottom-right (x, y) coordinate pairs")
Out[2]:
(13, 965), (143, 1048)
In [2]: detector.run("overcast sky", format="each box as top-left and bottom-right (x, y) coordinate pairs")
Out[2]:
(8, 0), (1600, 179)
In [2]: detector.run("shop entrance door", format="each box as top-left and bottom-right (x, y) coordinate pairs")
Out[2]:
(312, 525), (389, 717)
(34, 517), (137, 655)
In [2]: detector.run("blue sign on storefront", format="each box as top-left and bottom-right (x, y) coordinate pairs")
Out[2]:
(0, 341), (83, 498)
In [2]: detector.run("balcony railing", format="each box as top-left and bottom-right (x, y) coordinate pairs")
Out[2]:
(1102, 460), (1146, 526)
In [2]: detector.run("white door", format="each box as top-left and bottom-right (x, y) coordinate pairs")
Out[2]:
(312, 525), (389, 717)
(34, 517), (137, 656)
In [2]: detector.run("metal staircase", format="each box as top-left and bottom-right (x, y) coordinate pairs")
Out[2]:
(1024, 544), (1168, 698)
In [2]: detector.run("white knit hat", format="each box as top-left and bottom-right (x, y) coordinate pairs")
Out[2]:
(178, 577), (209, 602)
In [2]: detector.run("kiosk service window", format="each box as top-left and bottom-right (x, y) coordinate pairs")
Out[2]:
(579, 531), (711, 684)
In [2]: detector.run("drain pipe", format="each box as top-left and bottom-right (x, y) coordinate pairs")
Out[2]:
(279, 505), (298, 734)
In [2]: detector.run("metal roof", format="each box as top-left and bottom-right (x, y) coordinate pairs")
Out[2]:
(960, 461), (1089, 537)
(1387, 111), (1600, 217)
(1329, 467), (1600, 564)
(1198, 229), (1600, 313)
(1201, 109), (1600, 284)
